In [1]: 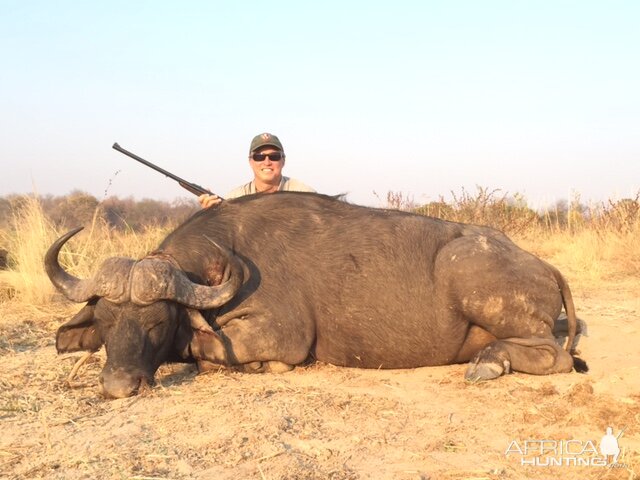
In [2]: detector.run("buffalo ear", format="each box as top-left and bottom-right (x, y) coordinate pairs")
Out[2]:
(173, 310), (194, 359)
(56, 304), (103, 353)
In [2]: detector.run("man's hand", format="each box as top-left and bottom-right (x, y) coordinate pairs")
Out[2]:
(198, 193), (222, 209)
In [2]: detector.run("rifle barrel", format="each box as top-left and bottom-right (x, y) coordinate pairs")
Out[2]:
(112, 143), (215, 197)
(112, 143), (186, 184)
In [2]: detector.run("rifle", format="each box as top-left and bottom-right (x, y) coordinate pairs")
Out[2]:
(112, 143), (220, 198)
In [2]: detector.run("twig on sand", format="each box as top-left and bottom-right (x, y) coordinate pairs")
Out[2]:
(257, 462), (268, 480)
(65, 351), (94, 388)
(130, 477), (169, 480)
(39, 411), (52, 451)
(256, 450), (285, 462)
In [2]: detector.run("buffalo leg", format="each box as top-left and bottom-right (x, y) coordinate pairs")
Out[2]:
(190, 316), (311, 372)
(454, 325), (497, 363)
(464, 337), (574, 381)
(196, 359), (294, 374)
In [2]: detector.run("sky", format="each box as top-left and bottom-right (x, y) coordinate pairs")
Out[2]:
(1, 1), (639, 209)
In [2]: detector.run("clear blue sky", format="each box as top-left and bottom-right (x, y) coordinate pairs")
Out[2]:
(1, 1), (639, 208)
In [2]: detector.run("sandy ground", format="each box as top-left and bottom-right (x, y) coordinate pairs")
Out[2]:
(1, 280), (639, 479)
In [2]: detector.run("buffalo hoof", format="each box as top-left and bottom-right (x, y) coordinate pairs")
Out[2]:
(464, 359), (510, 382)
(264, 361), (294, 373)
(239, 361), (294, 373)
(197, 360), (224, 373)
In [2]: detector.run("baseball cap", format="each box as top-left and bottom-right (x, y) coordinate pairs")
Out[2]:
(249, 132), (284, 153)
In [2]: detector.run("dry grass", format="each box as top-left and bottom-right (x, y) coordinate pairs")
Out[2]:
(380, 187), (640, 287)
(1, 323), (638, 479)
(0, 194), (173, 305)
(516, 219), (640, 289)
(0, 196), (58, 305)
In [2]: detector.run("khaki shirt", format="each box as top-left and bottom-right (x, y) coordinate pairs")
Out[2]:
(226, 176), (315, 199)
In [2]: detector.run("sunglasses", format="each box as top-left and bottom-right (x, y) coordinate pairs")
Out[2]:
(251, 152), (283, 162)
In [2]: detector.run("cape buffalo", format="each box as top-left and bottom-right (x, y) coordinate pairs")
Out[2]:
(45, 192), (583, 398)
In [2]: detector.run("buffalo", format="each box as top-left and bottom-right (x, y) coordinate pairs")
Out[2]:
(46, 192), (584, 398)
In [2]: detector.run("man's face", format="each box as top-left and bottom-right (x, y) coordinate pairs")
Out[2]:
(249, 146), (285, 185)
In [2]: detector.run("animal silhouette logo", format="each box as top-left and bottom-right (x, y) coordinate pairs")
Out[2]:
(600, 426), (624, 464)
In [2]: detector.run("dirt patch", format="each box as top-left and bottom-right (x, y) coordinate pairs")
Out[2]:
(1, 285), (639, 479)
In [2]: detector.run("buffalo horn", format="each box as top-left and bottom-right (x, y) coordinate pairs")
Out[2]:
(129, 243), (243, 309)
(45, 227), (136, 303)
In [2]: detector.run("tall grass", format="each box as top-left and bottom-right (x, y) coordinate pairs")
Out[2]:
(385, 187), (640, 286)
(516, 194), (640, 285)
(0, 195), (172, 305)
(1, 190), (639, 307)
(0, 196), (56, 304)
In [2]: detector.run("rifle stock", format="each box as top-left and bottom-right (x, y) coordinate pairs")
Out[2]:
(112, 143), (220, 199)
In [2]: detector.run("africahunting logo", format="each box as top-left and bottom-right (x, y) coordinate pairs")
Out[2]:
(505, 427), (626, 468)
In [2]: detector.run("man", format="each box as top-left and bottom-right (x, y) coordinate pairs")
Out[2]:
(198, 133), (315, 208)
